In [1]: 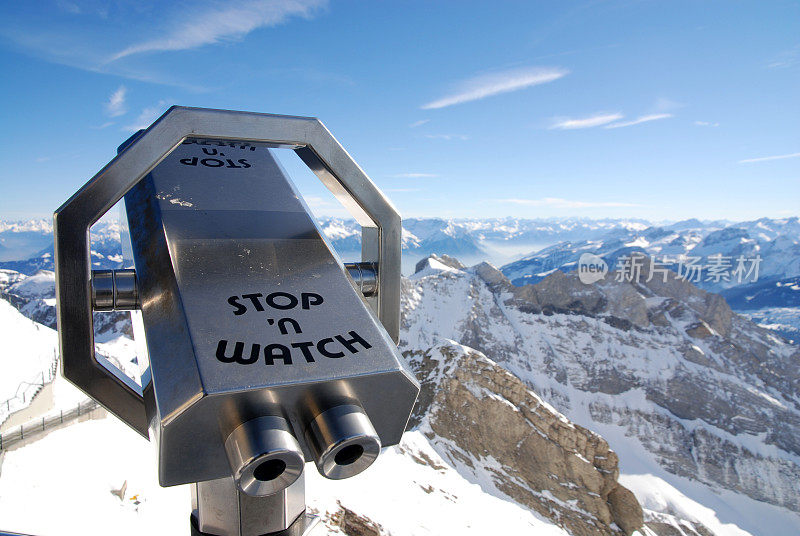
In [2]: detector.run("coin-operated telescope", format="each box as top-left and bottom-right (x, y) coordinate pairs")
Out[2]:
(54, 107), (419, 536)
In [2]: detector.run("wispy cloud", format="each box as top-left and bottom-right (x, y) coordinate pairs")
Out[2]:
(390, 173), (438, 179)
(125, 102), (169, 132)
(91, 121), (115, 130)
(424, 134), (469, 141)
(422, 66), (568, 110)
(109, 0), (325, 61)
(605, 113), (672, 129)
(549, 112), (623, 130)
(409, 119), (430, 128)
(104, 85), (127, 117)
(694, 121), (719, 127)
(767, 45), (799, 69)
(738, 151), (800, 164)
(497, 197), (641, 209)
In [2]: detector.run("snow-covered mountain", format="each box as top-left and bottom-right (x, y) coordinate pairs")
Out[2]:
(400, 255), (800, 535)
(501, 218), (800, 290)
(318, 216), (656, 271)
(1, 269), (639, 535)
(3, 216), (796, 285)
(0, 217), (662, 275)
(0, 219), (53, 262)
(499, 217), (800, 343)
(1, 215), (799, 535)
(0, 219), (125, 275)
(3, 260), (762, 535)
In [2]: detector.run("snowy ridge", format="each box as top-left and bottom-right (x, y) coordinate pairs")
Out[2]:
(0, 219), (52, 233)
(400, 258), (800, 534)
(0, 417), (574, 536)
(0, 300), (59, 422)
(501, 218), (800, 290)
(0, 291), (580, 535)
(7, 216), (796, 276)
(1, 236), (799, 533)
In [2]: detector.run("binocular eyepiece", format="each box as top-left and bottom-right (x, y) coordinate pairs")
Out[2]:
(305, 404), (381, 480)
(224, 405), (381, 497)
(224, 416), (305, 496)
(54, 107), (420, 535)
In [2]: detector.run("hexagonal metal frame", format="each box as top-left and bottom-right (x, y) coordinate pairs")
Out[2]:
(54, 106), (402, 437)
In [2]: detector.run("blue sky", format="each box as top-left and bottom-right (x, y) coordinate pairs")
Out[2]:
(0, 0), (798, 222)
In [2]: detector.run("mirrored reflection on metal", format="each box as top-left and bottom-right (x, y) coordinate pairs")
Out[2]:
(54, 107), (420, 536)
(121, 142), (416, 488)
(91, 269), (140, 311)
(114, 269), (139, 309)
(344, 262), (378, 297)
(224, 416), (305, 496)
(91, 270), (115, 311)
(305, 404), (381, 479)
(193, 475), (307, 536)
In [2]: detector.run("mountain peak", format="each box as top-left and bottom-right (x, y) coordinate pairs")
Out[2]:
(413, 254), (466, 276)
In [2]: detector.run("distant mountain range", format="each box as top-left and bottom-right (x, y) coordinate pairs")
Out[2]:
(2, 213), (799, 534)
(0, 215), (739, 271)
(501, 217), (800, 290)
(401, 254), (800, 534)
(2, 216), (798, 342)
(6, 250), (800, 534)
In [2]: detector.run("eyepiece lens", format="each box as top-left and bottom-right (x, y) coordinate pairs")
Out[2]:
(334, 444), (364, 466)
(253, 458), (286, 481)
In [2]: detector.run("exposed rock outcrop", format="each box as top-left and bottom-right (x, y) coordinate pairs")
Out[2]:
(328, 503), (384, 536)
(415, 254), (466, 274)
(607, 485), (644, 535)
(402, 257), (800, 514)
(406, 342), (644, 536)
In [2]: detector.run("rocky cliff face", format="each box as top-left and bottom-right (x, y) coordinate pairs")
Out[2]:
(401, 256), (800, 518)
(0, 269), (133, 338)
(4, 254), (796, 535)
(406, 341), (643, 535)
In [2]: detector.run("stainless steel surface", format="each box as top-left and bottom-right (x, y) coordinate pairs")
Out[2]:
(344, 262), (378, 297)
(304, 404), (380, 480)
(114, 269), (140, 309)
(91, 270), (115, 311)
(53, 107), (419, 536)
(91, 269), (140, 311)
(124, 142), (417, 486)
(224, 416), (304, 496)
(54, 106), (405, 439)
(195, 475), (306, 536)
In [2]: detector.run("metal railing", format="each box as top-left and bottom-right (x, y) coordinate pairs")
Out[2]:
(0, 399), (99, 451)
(0, 353), (59, 427)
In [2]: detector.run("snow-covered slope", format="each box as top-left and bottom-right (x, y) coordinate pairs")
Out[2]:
(501, 217), (800, 292)
(2, 233), (799, 534)
(0, 294), (135, 428)
(0, 299), (58, 422)
(0, 216), (695, 275)
(0, 416), (576, 536)
(499, 218), (800, 344)
(0, 291), (593, 535)
(400, 258), (800, 535)
(0, 267), (645, 535)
